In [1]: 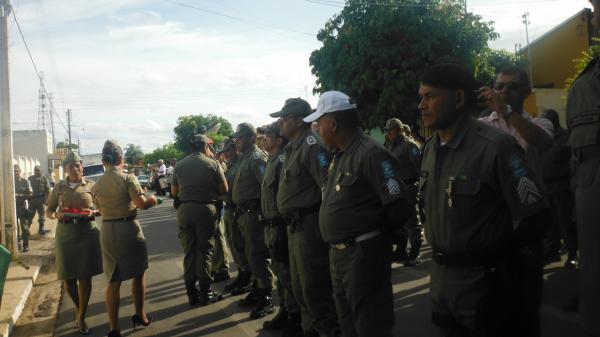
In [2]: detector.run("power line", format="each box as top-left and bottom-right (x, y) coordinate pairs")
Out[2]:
(11, 9), (69, 136)
(165, 0), (315, 38)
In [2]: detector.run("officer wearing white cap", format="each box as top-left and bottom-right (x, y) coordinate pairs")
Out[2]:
(305, 91), (413, 337)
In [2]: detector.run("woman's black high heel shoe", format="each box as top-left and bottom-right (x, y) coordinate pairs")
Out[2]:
(131, 314), (152, 331)
(107, 330), (121, 337)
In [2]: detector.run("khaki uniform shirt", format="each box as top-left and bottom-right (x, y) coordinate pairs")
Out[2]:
(232, 145), (267, 206)
(224, 158), (241, 205)
(47, 179), (95, 212)
(91, 167), (143, 220)
(14, 176), (32, 207)
(261, 149), (285, 220)
(320, 131), (407, 243)
(277, 129), (331, 216)
(28, 175), (51, 197)
(420, 118), (546, 255)
(386, 136), (421, 183)
(172, 153), (225, 202)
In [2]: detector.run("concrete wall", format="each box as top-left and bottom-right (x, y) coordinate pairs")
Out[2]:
(522, 9), (591, 89)
(12, 130), (53, 179)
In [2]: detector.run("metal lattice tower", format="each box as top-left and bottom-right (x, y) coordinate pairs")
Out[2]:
(37, 72), (48, 130)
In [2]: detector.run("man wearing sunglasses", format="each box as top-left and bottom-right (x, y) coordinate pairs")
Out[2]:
(478, 67), (554, 178)
(566, 1), (600, 336)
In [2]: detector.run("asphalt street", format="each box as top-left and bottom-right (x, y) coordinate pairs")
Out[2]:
(53, 200), (586, 337)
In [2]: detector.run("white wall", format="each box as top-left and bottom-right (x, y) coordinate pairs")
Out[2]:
(12, 130), (53, 178)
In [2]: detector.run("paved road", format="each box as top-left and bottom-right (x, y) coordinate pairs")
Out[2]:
(54, 200), (585, 337)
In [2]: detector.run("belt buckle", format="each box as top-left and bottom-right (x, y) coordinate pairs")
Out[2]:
(334, 242), (349, 250)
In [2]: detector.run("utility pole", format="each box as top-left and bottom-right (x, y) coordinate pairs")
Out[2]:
(77, 139), (80, 155)
(66, 109), (72, 151)
(522, 12), (534, 89)
(0, 0), (18, 254)
(48, 93), (55, 151)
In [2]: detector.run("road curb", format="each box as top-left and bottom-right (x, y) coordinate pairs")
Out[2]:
(0, 257), (43, 337)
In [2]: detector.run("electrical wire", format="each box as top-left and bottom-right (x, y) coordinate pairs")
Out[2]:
(11, 9), (69, 136)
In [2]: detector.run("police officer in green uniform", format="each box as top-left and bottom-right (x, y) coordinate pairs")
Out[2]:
(232, 123), (276, 319)
(418, 64), (550, 336)
(383, 118), (423, 266)
(305, 91), (412, 337)
(28, 165), (51, 235)
(566, 2), (600, 335)
(172, 134), (228, 306)
(14, 165), (32, 252)
(221, 139), (253, 294)
(271, 98), (339, 337)
(258, 122), (302, 336)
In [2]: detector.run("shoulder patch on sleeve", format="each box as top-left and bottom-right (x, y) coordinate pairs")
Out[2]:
(278, 154), (286, 163)
(317, 152), (329, 167)
(381, 160), (396, 178)
(306, 135), (317, 146)
(410, 146), (420, 156)
(509, 154), (528, 178)
(253, 151), (260, 160)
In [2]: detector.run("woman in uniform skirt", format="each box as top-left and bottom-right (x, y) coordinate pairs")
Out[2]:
(46, 152), (103, 335)
(91, 140), (157, 337)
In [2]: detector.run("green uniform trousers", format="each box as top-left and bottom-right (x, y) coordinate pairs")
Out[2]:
(17, 205), (30, 242)
(287, 212), (339, 336)
(212, 217), (230, 274)
(265, 223), (299, 313)
(237, 211), (273, 289)
(28, 197), (46, 229)
(574, 150), (600, 337)
(330, 235), (393, 337)
(224, 208), (250, 273)
(177, 203), (218, 287)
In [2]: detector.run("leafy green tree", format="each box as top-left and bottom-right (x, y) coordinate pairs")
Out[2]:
(143, 143), (184, 166)
(310, 0), (498, 130)
(474, 48), (524, 86)
(56, 140), (78, 150)
(566, 37), (600, 88)
(124, 144), (144, 165)
(173, 114), (233, 154)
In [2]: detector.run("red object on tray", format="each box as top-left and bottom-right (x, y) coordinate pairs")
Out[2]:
(62, 208), (98, 219)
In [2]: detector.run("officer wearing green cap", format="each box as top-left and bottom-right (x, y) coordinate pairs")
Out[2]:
(257, 122), (302, 335)
(28, 165), (51, 235)
(305, 91), (412, 337)
(418, 63), (551, 336)
(171, 133), (228, 306)
(220, 138), (253, 294)
(232, 122), (276, 319)
(46, 151), (102, 334)
(271, 98), (339, 337)
(383, 118), (423, 266)
(14, 164), (32, 252)
(566, 2), (600, 335)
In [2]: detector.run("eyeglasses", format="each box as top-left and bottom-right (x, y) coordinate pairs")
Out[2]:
(493, 82), (521, 91)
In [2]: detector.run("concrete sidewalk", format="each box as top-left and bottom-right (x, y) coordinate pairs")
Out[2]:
(0, 217), (56, 337)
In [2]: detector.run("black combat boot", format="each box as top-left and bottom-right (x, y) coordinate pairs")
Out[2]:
(185, 282), (200, 306)
(199, 286), (224, 306)
(230, 273), (253, 295)
(282, 312), (303, 337)
(405, 249), (422, 267)
(249, 288), (276, 319)
(263, 307), (288, 329)
(238, 283), (261, 307)
(225, 271), (251, 293)
(22, 238), (29, 253)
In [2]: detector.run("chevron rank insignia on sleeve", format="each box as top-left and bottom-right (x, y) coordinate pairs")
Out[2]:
(517, 177), (541, 205)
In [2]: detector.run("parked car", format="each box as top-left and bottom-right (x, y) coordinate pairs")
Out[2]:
(137, 175), (150, 189)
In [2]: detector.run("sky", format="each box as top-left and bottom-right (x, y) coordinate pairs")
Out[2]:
(6, 0), (593, 154)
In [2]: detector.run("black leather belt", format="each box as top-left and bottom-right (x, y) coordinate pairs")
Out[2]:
(331, 229), (382, 250)
(61, 217), (95, 224)
(180, 200), (216, 205)
(103, 215), (137, 222)
(432, 250), (497, 267)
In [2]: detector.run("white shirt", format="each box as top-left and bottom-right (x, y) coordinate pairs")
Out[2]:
(157, 164), (166, 176)
(479, 111), (553, 178)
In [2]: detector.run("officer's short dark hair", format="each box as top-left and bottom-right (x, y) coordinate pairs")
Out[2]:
(329, 109), (360, 130)
(420, 63), (480, 110)
(498, 66), (530, 88)
(190, 141), (205, 152)
(102, 147), (123, 165)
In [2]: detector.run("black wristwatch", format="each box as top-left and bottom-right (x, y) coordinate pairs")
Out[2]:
(500, 104), (513, 118)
